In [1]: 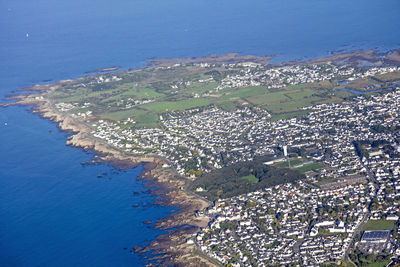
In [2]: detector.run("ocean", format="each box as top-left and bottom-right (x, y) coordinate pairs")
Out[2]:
(0, 0), (399, 266)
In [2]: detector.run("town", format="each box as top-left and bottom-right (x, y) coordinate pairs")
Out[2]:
(194, 89), (400, 266)
(49, 60), (400, 265)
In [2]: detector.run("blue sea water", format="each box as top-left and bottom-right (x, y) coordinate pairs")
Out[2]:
(0, 106), (173, 266)
(0, 0), (399, 266)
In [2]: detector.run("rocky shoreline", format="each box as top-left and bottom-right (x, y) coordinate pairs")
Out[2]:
(1, 82), (216, 267)
(147, 48), (400, 68)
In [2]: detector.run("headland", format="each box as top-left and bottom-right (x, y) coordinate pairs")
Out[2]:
(3, 48), (400, 266)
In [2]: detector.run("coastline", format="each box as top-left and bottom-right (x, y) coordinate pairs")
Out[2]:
(1, 82), (217, 266)
(147, 48), (400, 68)
(2, 48), (400, 266)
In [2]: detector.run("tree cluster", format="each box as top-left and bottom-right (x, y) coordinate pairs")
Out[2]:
(191, 156), (304, 201)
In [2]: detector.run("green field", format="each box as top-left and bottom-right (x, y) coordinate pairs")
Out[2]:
(362, 220), (396, 231)
(295, 162), (325, 173)
(100, 86), (165, 103)
(374, 70), (400, 82)
(241, 175), (259, 184)
(49, 62), (392, 129)
(245, 85), (328, 113)
(350, 251), (391, 267)
(270, 110), (310, 121)
(274, 159), (325, 174)
(52, 67), (336, 125)
(364, 259), (391, 267)
(140, 98), (210, 113)
(215, 100), (241, 111)
(274, 158), (306, 168)
(346, 259), (357, 267)
(220, 86), (268, 100)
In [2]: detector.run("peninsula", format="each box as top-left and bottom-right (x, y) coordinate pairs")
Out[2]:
(4, 48), (400, 266)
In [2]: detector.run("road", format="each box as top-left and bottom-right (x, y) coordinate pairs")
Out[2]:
(343, 157), (379, 264)
(193, 240), (223, 267)
(343, 210), (370, 264)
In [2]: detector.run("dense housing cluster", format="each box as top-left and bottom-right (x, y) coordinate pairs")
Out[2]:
(197, 181), (370, 266)
(195, 88), (400, 265)
(50, 59), (400, 265)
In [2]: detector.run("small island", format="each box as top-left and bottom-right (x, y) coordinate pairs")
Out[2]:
(4, 48), (400, 266)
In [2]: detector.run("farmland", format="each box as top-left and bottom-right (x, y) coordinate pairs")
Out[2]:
(48, 60), (400, 130)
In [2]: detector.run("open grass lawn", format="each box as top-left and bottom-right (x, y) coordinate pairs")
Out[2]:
(295, 162), (325, 173)
(97, 81), (334, 122)
(350, 252), (391, 267)
(101, 108), (160, 127)
(50, 62), (374, 130)
(53, 84), (165, 104)
(270, 110), (310, 121)
(246, 86), (325, 113)
(52, 87), (107, 103)
(374, 70), (400, 82)
(339, 77), (381, 91)
(215, 100), (241, 111)
(347, 262), (356, 267)
(362, 220), (396, 231)
(141, 98), (210, 113)
(50, 64), (351, 125)
(102, 109), (140, 121)
(274, 158), (306, 168)
(220, 86), (268, 100)
(103, 97), (210, 124)
(133, 110), (158, 123)
(99, 86), (165, 104)
(241, 175), (259, 184)
(364, 259), (391, 267)
(185, 81), (218, 95)
(135, 87), (165, 99)
(246, 90), (290, 106)
(264, 97), (321, 113)
(274, 159), (324, 174)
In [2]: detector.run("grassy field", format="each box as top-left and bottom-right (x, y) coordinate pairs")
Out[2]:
(246, 87), (325, 113)
(51, 66), (342, 123)
(102, 108), (160, 128)
(104, 86), (164, 101)
(350, 251), (391, 267)
(49, 62), (389, 129)
(339, 77), (381, 91)
(214, 80), (339, 115)
(215, 100), (241, 111)
(274, 158), (306, 168)
(101, 98), (210, 125)
(295, 162), (325, 173)
(374, 70), (400, 82)
(274, 159), (325, 174)
(346, 258), (357, 267)
(270, 110), (310, 121)
(364, 259), (391, 267)
(241, 175), (259, 184)
(220, 86), (268, 100)
(184, 81), (218, 95)
(140, 98), (210, 113)
(362, 220), (396, 231)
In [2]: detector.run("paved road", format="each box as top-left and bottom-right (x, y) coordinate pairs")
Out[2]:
(343, 157), (379, 263)
(193, 240), (223, 267)
(343, 210), (370, 263)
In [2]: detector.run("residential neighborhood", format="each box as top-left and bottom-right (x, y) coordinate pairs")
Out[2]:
(52, 61), (400, 265)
